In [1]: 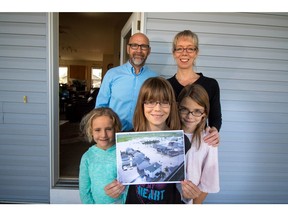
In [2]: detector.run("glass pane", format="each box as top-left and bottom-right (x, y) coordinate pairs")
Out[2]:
(59, 66), (68, 84)
(91, 68), (102, 88)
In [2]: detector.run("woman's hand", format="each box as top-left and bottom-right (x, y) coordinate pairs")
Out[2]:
(104, 180), (125, 198)
(204, 126), (220, 147)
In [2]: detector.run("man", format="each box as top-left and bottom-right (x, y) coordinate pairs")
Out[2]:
(95, 33), (158, 131)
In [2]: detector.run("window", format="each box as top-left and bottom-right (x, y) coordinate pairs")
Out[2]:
(91, 67), (102, 88)
(59, 66), (68, 84)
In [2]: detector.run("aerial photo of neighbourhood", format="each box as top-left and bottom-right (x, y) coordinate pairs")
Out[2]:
(116, 130), (185, 185)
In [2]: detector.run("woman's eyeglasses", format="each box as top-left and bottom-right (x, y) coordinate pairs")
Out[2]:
(174, 47), (197, 53)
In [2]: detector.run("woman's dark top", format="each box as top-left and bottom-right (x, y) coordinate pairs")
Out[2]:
(168, 73), (222, 131)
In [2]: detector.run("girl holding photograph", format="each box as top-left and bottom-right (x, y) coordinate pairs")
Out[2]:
(79, 107), (127, 204)
(178, 84), (220, 204)
(124, 76), (201, 204)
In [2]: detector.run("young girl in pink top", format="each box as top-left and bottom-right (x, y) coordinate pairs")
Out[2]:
(178, 84), (220, 204)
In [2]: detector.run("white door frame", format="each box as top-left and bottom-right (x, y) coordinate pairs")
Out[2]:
(48, 12), (82, 204)
(120, 12), (142, 65)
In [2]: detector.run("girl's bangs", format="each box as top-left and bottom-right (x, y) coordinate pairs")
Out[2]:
(144, 84), (170, 102)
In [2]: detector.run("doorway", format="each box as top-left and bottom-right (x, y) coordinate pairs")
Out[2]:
(58, 12), (132, 180)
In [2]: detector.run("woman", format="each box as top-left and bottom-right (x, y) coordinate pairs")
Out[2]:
(167, 30), (222, 146)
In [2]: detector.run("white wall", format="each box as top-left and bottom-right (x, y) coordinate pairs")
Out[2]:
(50, 189), (81, 204)
(144, 12), (288, 204)
(0, 12), (50, 203)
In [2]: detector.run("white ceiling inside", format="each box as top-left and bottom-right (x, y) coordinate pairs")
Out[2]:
(59, 12), (132, 62)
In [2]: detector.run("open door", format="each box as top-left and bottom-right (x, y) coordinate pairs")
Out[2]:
(120, 12), (142, 65)
(50, 12), (132, 204)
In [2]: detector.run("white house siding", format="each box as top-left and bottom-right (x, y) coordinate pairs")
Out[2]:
(144, 12), (288, 204)
(0, 13), (50, 203)
(0, 12), (287, 204)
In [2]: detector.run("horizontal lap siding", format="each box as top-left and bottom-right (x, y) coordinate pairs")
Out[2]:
(0, 13), (49, 203)
(144, 12), (288, 203)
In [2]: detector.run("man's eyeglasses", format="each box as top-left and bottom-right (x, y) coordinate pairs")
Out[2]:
(144, 101), (170, 108)
(179, 107), (204, 117)
(128, 43), (150, 51)
(174, 47), (197, 53)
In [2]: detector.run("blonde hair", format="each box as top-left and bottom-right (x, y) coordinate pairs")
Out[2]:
(80, 107), (122, 143)
(172, 30), (199, 53)
(133, 77), (181, 131)
(178, 84), (209, 148)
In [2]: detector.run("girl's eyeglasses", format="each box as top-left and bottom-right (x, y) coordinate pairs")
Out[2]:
(179, 107), (204, 117)
(144, 101), (170, 108)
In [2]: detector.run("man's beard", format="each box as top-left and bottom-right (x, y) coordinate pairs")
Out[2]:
(131, 56), (145, 66)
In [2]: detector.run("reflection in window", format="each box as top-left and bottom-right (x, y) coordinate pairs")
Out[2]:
(59, 66), (68, 84)
(91, 68), (102, 88)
